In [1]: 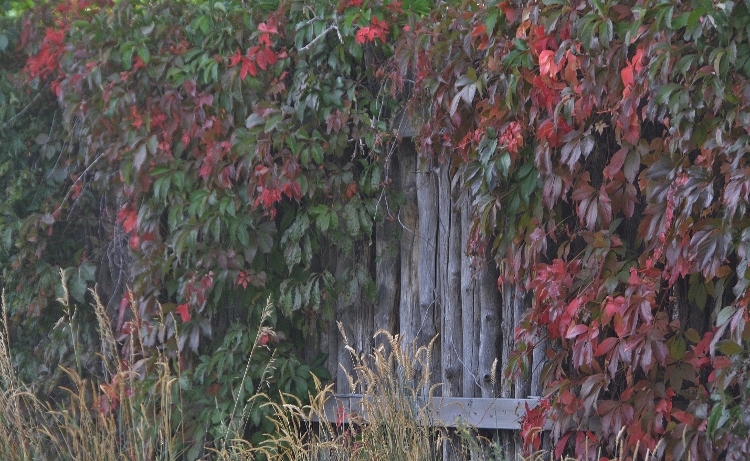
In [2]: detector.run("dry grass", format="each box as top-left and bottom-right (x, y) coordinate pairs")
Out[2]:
(0, 288), (182, 461)
(225, 327), (444, 461)
(0, 288), (657, 461)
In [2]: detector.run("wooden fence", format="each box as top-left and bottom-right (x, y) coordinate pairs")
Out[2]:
(317, 395), (550, 431)
(303, 131), (548, 459)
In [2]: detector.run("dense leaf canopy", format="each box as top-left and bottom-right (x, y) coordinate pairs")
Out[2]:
(2, 0), (750, 458)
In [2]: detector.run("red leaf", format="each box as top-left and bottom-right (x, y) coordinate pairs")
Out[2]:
(229, 49), (243, 66)
(471, 25), (487, 38)
(604, 147), (628, 180)
(539, 50), (560, 78)
(566, 323), (588, 339)
(595, 337), (618, 356)
(256, 47), (268, 70)
(555, 432), (573, 459)
(257, 22), (278, 34)
(176, 303), (191, 322)
(265, 47), (277, 66)
(621, 66), (634, 88)
(117, 207), (138, 233)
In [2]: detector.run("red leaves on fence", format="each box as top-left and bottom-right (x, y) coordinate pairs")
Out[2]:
(228, 23), (282, 79)
(520, 398), (550, 452)
(356, 16), (388, 44)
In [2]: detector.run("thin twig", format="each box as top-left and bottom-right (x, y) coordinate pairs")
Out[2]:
(51, 151), (105, 217)
(299, 25), (340, 52)
(0, 85), (49, 131)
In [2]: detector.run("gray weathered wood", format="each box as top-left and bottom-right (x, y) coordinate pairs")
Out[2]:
(438, 159), (463, 461)
(374, 154), (400, 349)
(335, 254), (355, 393)
(315, 395), (551, 430)
(439, 158), (462, 397)
(461, 189), (480, 398)
(478, 251), (501, 398)
(500, 281), (519, 456)
(416, 155), (440, 384)
(318, 137), (550, 461)
(399, 141), (420, 347)
(351, 242), (375, 375)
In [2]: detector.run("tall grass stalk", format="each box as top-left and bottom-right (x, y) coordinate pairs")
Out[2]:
(0, 288), (184, 460)
(238, 328), (444, 461)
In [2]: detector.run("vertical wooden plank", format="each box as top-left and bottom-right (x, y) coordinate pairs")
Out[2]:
(500, 281), (517, 457)
(461, 190), (480, 398)
(375, 154), (401, 348)
(439, 158), (462, 397)
(439, 159), (464, 461)
(532, 324), (551, 458)
(513, 289), (531, 399)
(416, 155), (440, 383)
(335, 253), (355, 393)
(531, 328), (549, 397)
(478, 254), (501, 398)
(352, 242), (375, 369)
(398, 141), (420, 347)
(514, 289), (532, 461)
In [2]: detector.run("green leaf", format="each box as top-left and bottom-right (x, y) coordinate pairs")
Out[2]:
(316, 211), (331, 232)
(137, 44), (150, 64)
(671, 12), (690, 29)
(284, 244), (301, 269)
(655, 83), (682, 105)
(120, 42), (135, 70)
(311, 143), (324, 165)
(603, 20), (614, 48)
(716, 340), (743, 356)
(707, 403), (727, 438)
(79, 261), (96, 282)
(668, 336), (686, 360)
(133, 144), (148, 172)
(716, 305), (735, 327)
(486, 10), (499, 36)
(146, 135), (158, 155)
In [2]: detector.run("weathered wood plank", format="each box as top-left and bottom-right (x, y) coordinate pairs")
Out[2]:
(315, 395), (553, 431)
(438, 158), (463, 461)
(478, 253), (501, 398)
(438, 158), (462, 397)
(461, 189), (480, 398)
(399, 141), (420, 347)
(500, 281), (519, 456)
(416, 156), (440, 381)
(351, 242), (375, 373)
(374, 153), (400, 349)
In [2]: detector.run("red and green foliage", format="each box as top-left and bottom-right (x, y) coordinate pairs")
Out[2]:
(392, 0), (750, 459)
(2, 0), (411, 454)
(4, 0), (750, 458)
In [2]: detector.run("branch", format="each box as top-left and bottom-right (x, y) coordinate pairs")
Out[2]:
(0, 83), (49, 131)
(298, 25), (340, 52)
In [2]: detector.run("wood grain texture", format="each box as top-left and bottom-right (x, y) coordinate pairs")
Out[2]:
(416, 155), (440, 382)
(374, 153), (400, 349)
(398, 141), (420, 347)
(478, 252), (501, 398)
(438, 159), (462, 397)
(315, 394), (555, 430)
(461, 189), (480, 398)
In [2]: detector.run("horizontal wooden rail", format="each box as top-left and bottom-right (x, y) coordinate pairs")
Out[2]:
(314, 394), (553, 430)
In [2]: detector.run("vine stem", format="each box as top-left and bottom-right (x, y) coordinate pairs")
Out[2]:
(299, 25), (341, 52)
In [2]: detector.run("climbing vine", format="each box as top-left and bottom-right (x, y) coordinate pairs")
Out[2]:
(392, 0), (750, 459)
(5, 0), (750, 458)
